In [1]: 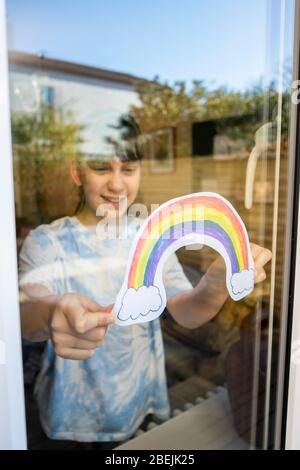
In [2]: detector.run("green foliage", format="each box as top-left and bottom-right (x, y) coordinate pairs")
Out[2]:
(12, 104), (84, 223)
(129, 77), (291, 149)
(12, 104), (84, 157)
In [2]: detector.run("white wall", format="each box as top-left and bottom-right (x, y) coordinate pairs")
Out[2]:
(9, 68), (139, 155)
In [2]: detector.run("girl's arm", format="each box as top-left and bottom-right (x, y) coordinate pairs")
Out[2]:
(166, 268), (229, 330)
(167, 243), (272, 329)
(20, 285), (59, 342)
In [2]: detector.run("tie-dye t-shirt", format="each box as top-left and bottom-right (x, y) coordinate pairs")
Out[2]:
(19, 216), (192, 442)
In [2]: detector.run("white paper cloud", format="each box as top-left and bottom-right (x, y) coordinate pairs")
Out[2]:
(117, 286), (163, 322)
(230, 269), (254, 295)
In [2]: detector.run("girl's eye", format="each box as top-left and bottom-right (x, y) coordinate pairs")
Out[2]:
(123, 166), (138, 173)
(89, 166), (109, 172)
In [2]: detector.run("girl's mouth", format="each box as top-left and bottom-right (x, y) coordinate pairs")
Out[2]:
(101, 195), (126, 209)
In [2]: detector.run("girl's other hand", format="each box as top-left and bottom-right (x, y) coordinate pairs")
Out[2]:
(205, 242), (272, 295)
(251, 243), (272, 285)
(49, 293), (115, 360)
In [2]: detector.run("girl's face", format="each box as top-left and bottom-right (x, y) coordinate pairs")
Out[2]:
(74, 156), (141, 220)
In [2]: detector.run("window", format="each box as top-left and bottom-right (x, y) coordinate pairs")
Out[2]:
(2, 0), (299, 450)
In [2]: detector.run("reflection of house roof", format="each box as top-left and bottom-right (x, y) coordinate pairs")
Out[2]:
(8, 51), (141, 86)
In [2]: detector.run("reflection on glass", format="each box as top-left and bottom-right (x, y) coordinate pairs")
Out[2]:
(7, 0), (296, 450)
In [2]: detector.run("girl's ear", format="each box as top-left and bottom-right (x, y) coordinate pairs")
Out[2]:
(70, 160), (82, 187)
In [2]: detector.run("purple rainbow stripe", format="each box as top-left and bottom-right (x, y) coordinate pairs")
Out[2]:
(143, 220), (239, 286)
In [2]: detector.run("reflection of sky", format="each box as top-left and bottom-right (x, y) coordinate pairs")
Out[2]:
(6, 0), (273, 91)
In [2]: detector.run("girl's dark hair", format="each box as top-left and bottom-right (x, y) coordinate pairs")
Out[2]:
(107, 113), (144, 162)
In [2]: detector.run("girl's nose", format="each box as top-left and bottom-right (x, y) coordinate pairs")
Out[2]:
(107, 171), (125, 193)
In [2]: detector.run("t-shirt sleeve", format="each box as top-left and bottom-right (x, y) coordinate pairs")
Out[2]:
(19, 228), (61, 293)
(162, 253), (193, 299)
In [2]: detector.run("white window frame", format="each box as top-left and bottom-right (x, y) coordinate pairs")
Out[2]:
(285, 0), (300, 448)
(0, 0), (27, 450)
(285, 201), (300, 450)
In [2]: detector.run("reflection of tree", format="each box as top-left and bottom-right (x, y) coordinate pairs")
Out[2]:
(12, 104), (84, 223)
(131, 79), (206, 130)
(128, 77), (291, 151)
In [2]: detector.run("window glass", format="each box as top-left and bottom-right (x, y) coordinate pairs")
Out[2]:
(7, 0), (296, 449)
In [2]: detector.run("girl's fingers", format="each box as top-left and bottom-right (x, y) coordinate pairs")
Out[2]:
(54, 333), (104, 350)
(80, 297), (113, 314)
(251, 243), (272, 261)
(55, 347), (96, 361)
(249, 244), (272, 285)
(79, 326), (109, 342)
(250, 243), (262, 259)
(68, 311), (115, 335)
(254, 248), (272, 269)
(254, 268), (267, 284)
(250, 243), (272, 262)
(77, 312), (115, 333)
(59, 294), (114, 335)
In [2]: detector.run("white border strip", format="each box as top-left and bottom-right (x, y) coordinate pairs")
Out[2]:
(0, 0), (27, 450)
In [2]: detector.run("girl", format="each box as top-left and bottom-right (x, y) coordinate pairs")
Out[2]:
(19, 127), (272, 446)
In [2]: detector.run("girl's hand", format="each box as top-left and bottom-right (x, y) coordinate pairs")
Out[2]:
(251, 243), (272, 285)
(49, 293), (115, 360)
(205, 243), (272, 295)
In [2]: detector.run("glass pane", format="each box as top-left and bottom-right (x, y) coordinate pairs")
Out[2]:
(6, 0), (296, 449)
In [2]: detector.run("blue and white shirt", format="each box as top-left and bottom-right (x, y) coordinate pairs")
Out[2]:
(19, 216), (192, 442)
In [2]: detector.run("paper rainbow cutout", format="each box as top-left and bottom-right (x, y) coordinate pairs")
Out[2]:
(114, 192), (254, 326)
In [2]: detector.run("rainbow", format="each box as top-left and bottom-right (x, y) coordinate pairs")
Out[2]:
(128, 193), (249, 289)
(114, 192), (254, 325)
